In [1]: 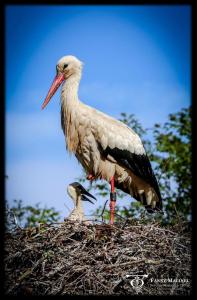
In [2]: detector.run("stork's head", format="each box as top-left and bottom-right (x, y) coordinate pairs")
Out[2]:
(67, 182), (97, 206)
(41, 55), (83, 109)
(57, 55), (83, 79)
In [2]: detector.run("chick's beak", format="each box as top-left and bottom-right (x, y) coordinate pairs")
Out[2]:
(81, 194), (96, 204)
(41, 73), (65, 110)
(81, 188), (97, 204)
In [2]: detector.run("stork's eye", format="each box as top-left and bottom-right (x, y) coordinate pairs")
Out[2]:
(63, 64), (68, 69)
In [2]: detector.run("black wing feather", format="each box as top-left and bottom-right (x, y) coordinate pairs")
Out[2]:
(104, 147), (162, 210)
(61, 105), (65, 134)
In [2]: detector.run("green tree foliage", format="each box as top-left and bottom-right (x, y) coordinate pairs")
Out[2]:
(78, 107), (191, 224)
(5, 199), (60, 229)
(150, 107), (191, 223)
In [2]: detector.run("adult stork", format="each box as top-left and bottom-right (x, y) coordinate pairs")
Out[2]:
(41, 55), (163, 225)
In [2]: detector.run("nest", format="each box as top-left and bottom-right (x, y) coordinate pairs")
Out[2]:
(4, 219), (192, 295)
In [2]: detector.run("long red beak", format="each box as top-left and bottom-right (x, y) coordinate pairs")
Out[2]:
(41, 73), (65, 110)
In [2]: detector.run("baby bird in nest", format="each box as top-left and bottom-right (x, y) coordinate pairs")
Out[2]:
(66, 182), (97, 222)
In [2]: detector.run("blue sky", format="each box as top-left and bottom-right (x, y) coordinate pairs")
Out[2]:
(5, 5), (191, 221)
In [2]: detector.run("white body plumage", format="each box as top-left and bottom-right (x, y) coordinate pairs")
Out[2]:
(42, 55), (162, 213)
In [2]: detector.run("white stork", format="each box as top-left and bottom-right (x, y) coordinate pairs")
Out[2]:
(67, 182), (96, 222)
(41, 55), (163, 225)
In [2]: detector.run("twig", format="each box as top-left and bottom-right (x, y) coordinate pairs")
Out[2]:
(98, 200), (108, 222)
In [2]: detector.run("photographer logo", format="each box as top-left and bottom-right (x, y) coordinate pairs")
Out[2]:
(126, 274), (148, 293)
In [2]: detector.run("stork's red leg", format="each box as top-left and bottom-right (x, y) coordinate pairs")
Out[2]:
(109, 176), (116, 225)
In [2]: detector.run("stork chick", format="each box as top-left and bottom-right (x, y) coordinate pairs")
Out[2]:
(67, 182), (96, 222)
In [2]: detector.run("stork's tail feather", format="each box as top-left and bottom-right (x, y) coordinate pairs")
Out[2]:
(115, 180), (163, 214)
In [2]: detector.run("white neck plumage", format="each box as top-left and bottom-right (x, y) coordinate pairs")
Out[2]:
(60, 72), (82, 152)
(76, 195), (83, 211)
(68, 195), (84, 221)
(61, 72), (81, 106)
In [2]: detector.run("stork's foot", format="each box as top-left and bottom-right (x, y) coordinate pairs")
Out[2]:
(86, 174), (95, 181)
